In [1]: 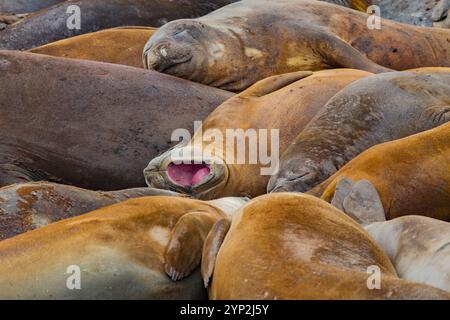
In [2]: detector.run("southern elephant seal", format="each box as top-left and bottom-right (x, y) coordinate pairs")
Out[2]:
(365, 216), (450, 292)
(0, 181), (183, 241)
(0, 0), (239, 50)
(268, 70), (450, 194)
(0, 50), (232, 190)
(144, 69), (371, 199)
(29, 27), (156, 68)
(143, 0), (450, 91)
(0, 0), (64, 14)
(313, 122), (450, 222)
(201, 193), (450, 299)
(0, 196), (247, 299)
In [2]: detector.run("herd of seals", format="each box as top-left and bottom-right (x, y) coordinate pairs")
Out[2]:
(0, 0), (449, 300)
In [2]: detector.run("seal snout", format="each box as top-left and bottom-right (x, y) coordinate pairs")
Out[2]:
(143, 40), (193, 73)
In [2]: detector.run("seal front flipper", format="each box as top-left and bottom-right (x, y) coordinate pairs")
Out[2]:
(201, 218), (231, 288)
(240, 71), (313, 97)
(320, 35), (392, 73)
(330, 179), (386, 225)
(422, 105), (450, 125)
(164, 211), (217, 281)
(432, 0), (449, 24)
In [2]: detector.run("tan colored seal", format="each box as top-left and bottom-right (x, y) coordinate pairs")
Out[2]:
(30, 27), (156, 68)
(144, 69), (371, 199)
(202, 193), (450, 299)
(0, 196), (247, 299)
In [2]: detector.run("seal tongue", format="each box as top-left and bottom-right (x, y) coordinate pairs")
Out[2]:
(167, 163), (211, 187)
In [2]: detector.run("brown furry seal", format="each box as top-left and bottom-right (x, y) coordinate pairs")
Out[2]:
(0, 50), (232, 190)
(144, 69), (371, 200)
(201, 193), (450, 299)
(0, 0), (239, 50)
(143, 0), (450, 91)
(0, 182), (183, 241)
(0, 196), (247, 299)
(310, 122), (450, 222)
(268, 70), (450, 194)
(29, 27), (156, 68)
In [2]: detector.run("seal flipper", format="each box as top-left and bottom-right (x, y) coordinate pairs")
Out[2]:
(201, 218), (231, 288)
(432, 0), (449, 25)
(331, 179), (386, 225)
(164, 211), (217, 281)
(240, 71), (313, 97)
(320, 35), (392, 73)
(422, 105), (450, 125)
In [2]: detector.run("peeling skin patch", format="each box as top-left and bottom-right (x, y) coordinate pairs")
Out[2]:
(31, 214), (51, 229)
(244, 47), (263, 59)
(209, 43), (225, 59)
(286, 56), (307, 68)
(148, 226), (171, 247)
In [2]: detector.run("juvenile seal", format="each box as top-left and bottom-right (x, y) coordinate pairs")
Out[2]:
(30, 27), (156, 68)
(312, 123), (450, 221)
(0, 0), (239, 50)
(144, 69), (371, 199)
(201, 193), (450, 299)
(268, 70), (450, 194)
(0, 182), (183, 241)
(0, 196), (247, 299)
(143, 0), (450, 91)
(0, 50), (232, 190)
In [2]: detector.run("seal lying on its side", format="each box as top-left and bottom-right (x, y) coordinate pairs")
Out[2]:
(29, 27), (156, 68)
(144, 69), (371, 199)
(312, 122), (450, 222)
(366, 216), (450, 293)
(0, 196), (247, 299)
(268, 70), (450, 194)
(201, 193), (450, 299)
(0, 51), (232, 190)
(0, 0), (239, 50)
(143, 0), (450, 91)
(326, 186), (450, 292)
(0, 182), (183, 241)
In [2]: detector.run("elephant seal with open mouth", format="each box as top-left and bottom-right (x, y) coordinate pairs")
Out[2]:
(144, 69), (371, 199)
(143, 0), (450, 91)
(268, 69), (450, 194)
(0, 50), (232, 190)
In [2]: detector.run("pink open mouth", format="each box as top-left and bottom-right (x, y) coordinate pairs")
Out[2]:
(167, 163), (211, 187)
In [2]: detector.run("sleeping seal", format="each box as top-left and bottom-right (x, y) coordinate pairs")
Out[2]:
(143, 0), (450, 91)
(0, 50), (232, 190)
(0, 196), (247, 299)
(29, 27), (156, 68)
(0, 182), (183, 241)
(201, 193), (450, 299)
(0, 0), (239, 50)
(268, 70), (450, 194)
(144, 69), (371, 199)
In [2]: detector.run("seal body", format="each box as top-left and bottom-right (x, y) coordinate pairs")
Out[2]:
(0, 51), (232, 190)
(0, 182), (183, 241)
(203, 193), (450, 299)
(0, 0), (64, 14)
(29, 27), (156, 68)
(0, 0), (239, 50)
(366, 216), (450, 292)
(144, 69), (371, 199)
(313, 122), (450, 221)
(0, 196), (246, 299)
(144, 0), (450, 91)
(268, 70), (450, 194)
